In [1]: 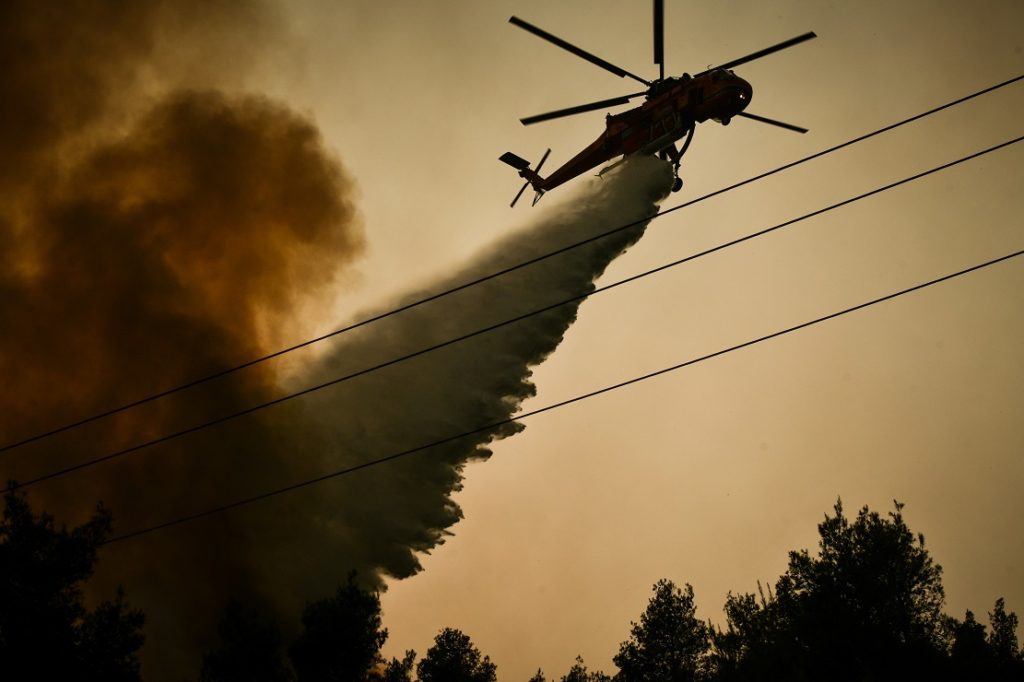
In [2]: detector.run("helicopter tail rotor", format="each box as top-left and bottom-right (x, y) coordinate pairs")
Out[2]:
(500, 148), (551, 207)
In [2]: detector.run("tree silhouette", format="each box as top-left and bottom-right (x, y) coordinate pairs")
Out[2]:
(950, 609), (994, 675)
(416, 627), (497, 682)
(708, 583), (794, 681)
(200, 599), (293, 682)
(374, 649), (416, 682)
(560, 655), (611, 681)
(768, 499), (948, 679)
(947, 600), (1024, 680)
(613, 579), (709, 681)
(0, 486), (144, 681)
(705, 499), (992, 680)
(987, 598), (1022, 666)
(289, 572), (388, 681)
(528, 669), (547, 682)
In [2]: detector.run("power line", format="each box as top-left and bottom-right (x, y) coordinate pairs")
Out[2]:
(4, 74), (1020, 456)
(100, 248), (1024, 546)
(13, 134), (1023, 493)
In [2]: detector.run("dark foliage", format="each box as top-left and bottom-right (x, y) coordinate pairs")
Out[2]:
(614, 580), (709, 681)
(707, 500), (950, 680)
(374, 649), (417, 682)
(988, 598), (1022, 664)
(708, 584), (792, 681)
(561, 655), (612, 681)
(947, 601), (1024, 681)
(416, 627), (497, 682)
(0, 486), (144, 681)
(200, 600), (293, 682)
(289, 572), (388, 681)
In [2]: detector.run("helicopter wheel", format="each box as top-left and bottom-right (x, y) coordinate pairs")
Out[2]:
(672, 177), (683, 193)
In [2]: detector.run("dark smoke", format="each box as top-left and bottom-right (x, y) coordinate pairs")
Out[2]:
(0, 1), (672, 678)
(1, 90), (365, 675)
(0, 3), (152, 192)
(0, 0), (363, 676)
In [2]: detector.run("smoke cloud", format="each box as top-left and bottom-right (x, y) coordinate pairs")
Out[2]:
(0, 0), (362, 676)
(0, 0), (671, 677)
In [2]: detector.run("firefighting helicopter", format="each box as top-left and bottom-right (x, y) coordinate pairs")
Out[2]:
(499, 1), (816, 206)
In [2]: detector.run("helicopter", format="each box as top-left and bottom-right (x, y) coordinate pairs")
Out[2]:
(499, 0), (816, 206)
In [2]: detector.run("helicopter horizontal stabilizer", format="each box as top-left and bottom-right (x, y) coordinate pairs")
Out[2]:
(499, 152), (532, 170)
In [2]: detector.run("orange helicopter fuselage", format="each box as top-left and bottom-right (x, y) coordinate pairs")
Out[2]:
(539, 69), (753, 191)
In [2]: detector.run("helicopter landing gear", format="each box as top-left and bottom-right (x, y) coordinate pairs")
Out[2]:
(665, 124), (694, 194)
(661, 145), (684, 192)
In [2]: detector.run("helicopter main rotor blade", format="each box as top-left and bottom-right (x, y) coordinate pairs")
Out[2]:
(520, 92), (647, 126)
(653, 0), (664, 80)
(510, 16), (651, 86)
(711, 31), (817, 72)
(736, 111), (808, 133)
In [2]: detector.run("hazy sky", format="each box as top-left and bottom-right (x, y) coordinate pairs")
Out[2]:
(249, 1), (1023, 677)
(4, 1), (1022, 679)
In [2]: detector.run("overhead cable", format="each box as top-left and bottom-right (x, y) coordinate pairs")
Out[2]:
(12, 133), (1023, 493)
(100, 247), (1024, 545)
(4, 74), (1021, 455)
